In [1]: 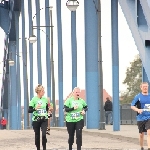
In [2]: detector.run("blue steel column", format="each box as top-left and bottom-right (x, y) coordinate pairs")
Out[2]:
(28, 0), (34, 128)
(2, 64), (9, 122)
(6, 36), (11, 129)
(22, 40), (28, 129)
(15, 11), (21, 129)
(56, 0), (64, 127)
(21, 0), (28, 129)
(111, 0), (120, 131)
(142, 66), (150, 93)
(45, 1), (51, 99)
(2, 48), (9, 122)
(71, 11), (77, 89)
(9, 41), (18, 130)
(84, 0), (99, 129)
(35, 0), (42, 84)
(2, 74), (8, 120)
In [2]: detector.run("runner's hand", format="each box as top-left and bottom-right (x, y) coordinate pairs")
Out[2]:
(74, 106), (78, 110)
(49, 106), (53, 111)
(35, 104), (41, 110)
(137, 109), (143, 114)
(80, 110), (85, 115)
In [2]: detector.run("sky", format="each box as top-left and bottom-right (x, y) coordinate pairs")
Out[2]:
(0, 0), (138, 104)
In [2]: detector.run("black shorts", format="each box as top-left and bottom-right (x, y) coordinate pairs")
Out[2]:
(137, 119), (150, 133)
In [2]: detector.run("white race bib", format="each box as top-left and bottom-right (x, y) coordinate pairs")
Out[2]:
(37, 109), (47, 116)
(70, 112), (80, 119)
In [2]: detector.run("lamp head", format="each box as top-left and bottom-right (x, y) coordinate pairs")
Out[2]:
(66, 0), (79, 11)
(8, 60), (15, 66)
(29, 35), (37, 43)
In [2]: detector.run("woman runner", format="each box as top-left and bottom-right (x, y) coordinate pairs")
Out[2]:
(28, 84), (48, 150)
(64, 87), (88, 150)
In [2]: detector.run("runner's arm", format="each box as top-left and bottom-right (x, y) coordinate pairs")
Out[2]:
(64, 105), (74, 112)
(83, 105), (88, 112)
(46, 104), (48, 112)
(131, 106), (139, 112)
(28, 106), (36, 113)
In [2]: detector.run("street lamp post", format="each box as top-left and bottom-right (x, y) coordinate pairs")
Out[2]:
(50, 6), (56, 127)
(98, 0), (105, 130)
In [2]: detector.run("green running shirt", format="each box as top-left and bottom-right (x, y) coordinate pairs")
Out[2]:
(64, 97), (87, 122)
(29, 96), (48, 121)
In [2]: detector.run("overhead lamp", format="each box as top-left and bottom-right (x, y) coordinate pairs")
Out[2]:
(66, 0), (79, 11)
(8, 60), (15, 66)
(29, 35), (37, 43)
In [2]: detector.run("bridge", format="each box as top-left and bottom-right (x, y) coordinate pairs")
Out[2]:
(0, 0), (150, 131)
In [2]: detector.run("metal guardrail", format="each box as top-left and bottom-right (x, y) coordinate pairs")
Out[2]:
(0, 104), (137, 129)
(120, 104), (137, 125)
(55, 104), (137, 127)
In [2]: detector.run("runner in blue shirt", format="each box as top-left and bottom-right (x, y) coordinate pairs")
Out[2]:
(131, 82), (150, 150)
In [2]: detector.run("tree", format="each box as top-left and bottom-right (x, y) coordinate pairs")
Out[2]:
(120, 54), (142, 104)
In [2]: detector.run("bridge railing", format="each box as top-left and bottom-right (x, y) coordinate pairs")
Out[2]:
(55, 104), (137, 127)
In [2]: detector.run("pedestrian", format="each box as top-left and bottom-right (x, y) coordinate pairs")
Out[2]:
(104, 97), (113, 125)
(46, 97), (53, 135)
(131, 82), (150, 150)
(64, 87), (88, 150)
(1, 117), (7, 129)
(28, 84), (48, 150)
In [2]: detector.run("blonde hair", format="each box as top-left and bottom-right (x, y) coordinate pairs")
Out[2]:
(69, 87), (80, 98)
(140, 82), (148, 86)
(35, 84), (44, 94)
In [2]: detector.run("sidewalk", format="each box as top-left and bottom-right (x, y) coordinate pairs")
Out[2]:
(53, 125), (147, 150)
(53, 125), (139, 139)
(0, 125), (147, 150)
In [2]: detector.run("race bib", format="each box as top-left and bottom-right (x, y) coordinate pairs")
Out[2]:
(144, 104), (150, 111)
(37, 109), (47, 116)
(70, 112), (80, 120)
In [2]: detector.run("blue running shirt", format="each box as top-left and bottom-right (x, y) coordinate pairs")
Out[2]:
(131, 93), (150, 121)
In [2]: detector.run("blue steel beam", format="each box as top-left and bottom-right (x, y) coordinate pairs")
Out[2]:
(4, 36), (10, 129)
(9, 6), (18, 129)
(84, 0), (99, 129)
(15, 11), (21, 130)
(35, 0), (42, 84)
(0, 7), (9, 33)
(56, 0), (64, 127)
(2, 42), (9, 120)
(9, 41), (17, 130)
(142, 66), (150, 93)
(119, 1), (150, 84)
(71, 11), (77, 89)
(111, 0), (120, 131)
(21, 0), (28, 129)
(2, 61), (9, 121)
(8, 0), (15, 34)
(45, 1), (51, 100)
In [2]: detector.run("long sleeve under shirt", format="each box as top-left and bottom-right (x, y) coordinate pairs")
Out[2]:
(64, 105), (88, 112)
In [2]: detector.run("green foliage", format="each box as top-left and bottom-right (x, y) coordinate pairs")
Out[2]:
(120, 55), (142, 104)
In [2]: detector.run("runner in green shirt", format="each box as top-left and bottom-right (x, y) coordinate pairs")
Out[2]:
(28, 84), (48, 150)
(64, 87), (88, 150)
